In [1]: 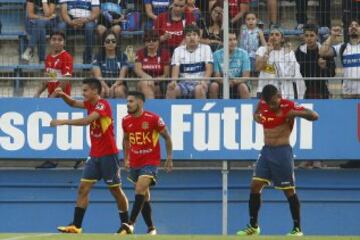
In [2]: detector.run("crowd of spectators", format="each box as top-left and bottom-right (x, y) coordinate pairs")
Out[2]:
(13, 0), (359, 100)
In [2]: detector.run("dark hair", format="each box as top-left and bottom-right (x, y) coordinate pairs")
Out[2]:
(50, 31), (65, 40)
(303, 23), (318, 35)
(144, 30), (160, 42)
(261, 84), (278, 102)
(350, 17), (359, 25)
(228, 28), (237, 36)
(209, 2), (223, 26)
(83, 78), (102, 94)
(243, 11), (257, 20)
(128, 91), (146, 102)
(184, 24), (201, 36)
(98, 30), (120, 61)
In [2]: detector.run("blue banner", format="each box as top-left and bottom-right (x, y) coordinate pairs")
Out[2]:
(0, 99), (359, 160)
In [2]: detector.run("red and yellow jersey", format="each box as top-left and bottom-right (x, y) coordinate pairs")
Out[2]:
(45, 50), (73, 96)
(84, 99), (118, 157)
(122, 111), (166, 168)
(258, 98), (305, 130)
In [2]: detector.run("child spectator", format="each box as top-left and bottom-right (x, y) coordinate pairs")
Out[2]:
(238, 12), (267, 73)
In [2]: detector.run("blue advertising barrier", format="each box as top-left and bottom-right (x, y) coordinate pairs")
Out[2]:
(0, 99), (359, 160)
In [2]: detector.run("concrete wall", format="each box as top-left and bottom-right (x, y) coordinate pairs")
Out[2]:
(0, 169), (359, 235)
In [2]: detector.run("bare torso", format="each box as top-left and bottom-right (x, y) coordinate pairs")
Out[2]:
(263, 122), (291, 146)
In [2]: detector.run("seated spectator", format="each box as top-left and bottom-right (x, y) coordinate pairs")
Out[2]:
(295, 24), (334, 99)
(166, 25), (213, 99)
(295, 0), (330, 30)
(267, 0), (278, 28)
(34, 31), (73, 98)
(256, 26), (305, 99)
(185, 0), (201, 22)
(201, 2), (223, 52)
(229, 0), (249, 31)
(91, 30), (128, 98)
(144, 0), (170, 30)
(154, 0), (196, 54)
(210, 30), (251, 99)
(58, 0), (100, 64)
(34, 31), (73, 169)
(134, 30), (171, 98)
(320, 18), (360, 99)
(96, 0), (126, 40)
(22, 0), (58, 63)
(238, 12), (267, 73)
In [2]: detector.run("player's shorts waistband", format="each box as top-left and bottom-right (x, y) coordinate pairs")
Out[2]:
(263, 144), (291, 149)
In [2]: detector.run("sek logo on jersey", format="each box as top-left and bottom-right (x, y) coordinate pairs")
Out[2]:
(129, 131), (152, 145)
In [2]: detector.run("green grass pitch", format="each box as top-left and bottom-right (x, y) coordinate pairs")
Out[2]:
(0, 234), (360, 240)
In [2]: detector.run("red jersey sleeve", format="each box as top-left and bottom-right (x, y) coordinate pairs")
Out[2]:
(135, 49), (144, 63)
(61, 53), (73, 77)
(155, 115), (166, 132)
(153, 13), (163, 35)
(162, 49), (171, 65)
(94, 100), (108, 117)
(292, 102), (305, 111)
(122, 117), (127, 133)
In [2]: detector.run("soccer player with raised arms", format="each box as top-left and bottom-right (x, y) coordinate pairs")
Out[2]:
(237, 84), (319, 236)
(51, 78), (129, 234)
(120, 91), (173, 235)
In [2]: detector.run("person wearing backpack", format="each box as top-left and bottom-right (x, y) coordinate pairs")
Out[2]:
(320, 18), (360, 99)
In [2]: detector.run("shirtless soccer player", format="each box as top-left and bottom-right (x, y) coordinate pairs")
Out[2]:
(237, 84), (319, 236)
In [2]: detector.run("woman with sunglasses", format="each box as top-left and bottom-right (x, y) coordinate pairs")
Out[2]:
(134, 30), (171, 98)
(92, 30), (128, 98)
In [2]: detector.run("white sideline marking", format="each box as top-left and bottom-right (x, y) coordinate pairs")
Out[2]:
(0, 233), (57, 240)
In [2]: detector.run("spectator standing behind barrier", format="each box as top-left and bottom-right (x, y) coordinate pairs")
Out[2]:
(166, 25), (213, 99)
(92, 30), (128, 98)
(320, 19), (360, 99)
(58, 0), (100, 64)
(295, 24), (335, 169)
(34, 31), (73, 169)
(134, 30), (171, 99)
(342, 0), (360, 42)
(295, 24), (333, 99)
(96, 0), (126, 40)
(295, 0), (331, 31)
(210, 30), (251, 99)
(255, 26), (306, 99)
(154, 0), (196, 54)
(238, 12), (267, 74)
(22, 0), (58, 63)
(200, 2), (223, 52)
(144, 0), (170, 30)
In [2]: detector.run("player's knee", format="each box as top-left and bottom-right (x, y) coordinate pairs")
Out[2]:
(78, 184), (91, 197)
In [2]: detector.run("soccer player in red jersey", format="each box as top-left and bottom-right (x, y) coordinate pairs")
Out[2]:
(34, 31), (73, 98)
(120, 91), (173, 235)
(51, 78), (129, 234)
(154, 0), (195, 53)
(237, 84), (319, 237)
